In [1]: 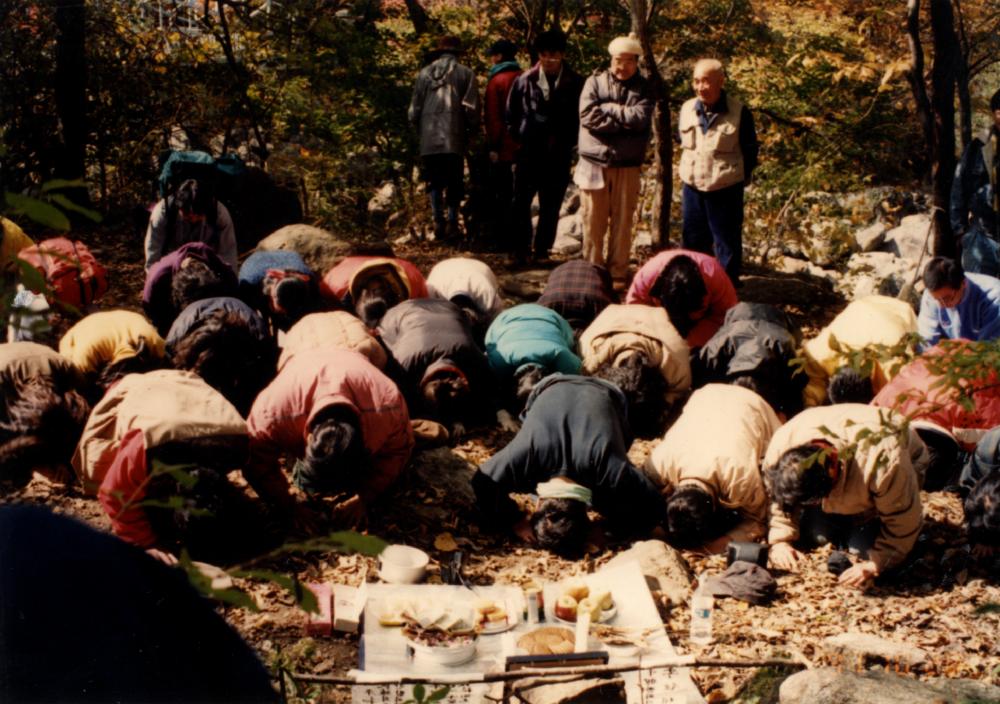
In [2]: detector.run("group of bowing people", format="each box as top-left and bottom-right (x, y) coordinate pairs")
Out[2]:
(2, 222), (999, 590)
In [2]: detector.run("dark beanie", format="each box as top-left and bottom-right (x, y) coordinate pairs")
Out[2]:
(488, 39), (517, 60)
(534, 29), (568, 53)
(991, 88), (1000, 112)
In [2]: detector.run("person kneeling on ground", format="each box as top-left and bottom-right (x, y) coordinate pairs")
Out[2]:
(580, 303), (691, 438)
(764, 404), (927, 589)
(426, 257), (505, 343)
(321, 256), (428, 328)
(167, 297), (277, 415)
(143, 242), (238, 334)
(626, 249), (737, 349)
(537, 260), (617, 334)
(471, 374), (665, 557)
(246, 349), (414, 529)
(277, 310), (388, 371)
(644, 384), (781, 553)
(238, 249), (319, 332)
(964, 471), (1000, 559)
(918, 256), (1000, 351)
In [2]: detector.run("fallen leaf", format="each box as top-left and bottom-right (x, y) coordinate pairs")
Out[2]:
(434, 532), (459, 552)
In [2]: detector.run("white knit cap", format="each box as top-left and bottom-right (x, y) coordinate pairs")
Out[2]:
(608, 34), (642, 57)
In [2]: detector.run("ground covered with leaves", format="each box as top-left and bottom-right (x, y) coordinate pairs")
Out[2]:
(11, 229), (1000, 703)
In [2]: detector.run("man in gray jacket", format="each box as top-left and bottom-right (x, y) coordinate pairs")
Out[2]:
(408, 36), (480, 242)
(576, 34), (653, 286)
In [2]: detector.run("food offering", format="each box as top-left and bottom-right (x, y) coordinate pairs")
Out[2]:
(379, 601), (480, 666)
(516, 626), (575, 656)
(474, 598), (518, 634)
(552, 582), (616, 624)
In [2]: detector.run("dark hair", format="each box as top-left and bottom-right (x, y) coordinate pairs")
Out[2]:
(0, 378), (90, 491)
(665, 485), (716, 549)
(915, 426), (961, 492)
(296, 405), (368, 496)
(766, 443), (837, 515)
(451, 294), (487, 343)
(589, 353), (668, 438)
(263, 274), (316, 330)
(513, 363), (546, 410)
(95, 337), (166, 395)
(173, 178), (214, 217)
(534, 29), (567, 53)
(422, 372), (471, 422)
(964, 472), (1000, 547)
(990, 87), (1000, 113)
(171, 259), (230, 315)
(530, 497), (589, 557)
(488, 39), (517, 60)
(651, 255), (707, 338)
(827, 366), (874, 404)
(923, 256), (964, 292)
(354, 276), (403, 328)
(170, 309), (276, 415)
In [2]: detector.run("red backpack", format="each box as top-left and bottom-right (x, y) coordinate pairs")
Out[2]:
(17, 237), (108, 310)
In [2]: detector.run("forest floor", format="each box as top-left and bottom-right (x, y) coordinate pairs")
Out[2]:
(9, 225), (1000, 703)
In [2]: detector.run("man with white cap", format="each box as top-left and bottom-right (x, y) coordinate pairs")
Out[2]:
(678, 58), (758, 285)
(576, 34), (653, 288)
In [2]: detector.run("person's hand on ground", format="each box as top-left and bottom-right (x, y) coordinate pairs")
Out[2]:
(838, 559), (878, 589)
(496, 409), (520, 433)
(769, 541), (805, 571)
(331, 494), (367, 530)
(146, 547), (178, 566)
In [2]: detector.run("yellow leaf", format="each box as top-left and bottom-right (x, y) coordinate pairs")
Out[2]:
(434, 532), (458, 552)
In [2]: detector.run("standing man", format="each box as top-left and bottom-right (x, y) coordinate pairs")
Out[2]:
(951, 88), (1000, 274)
(678, 58), (758, 285)
(408, 36), (480, 242)
(482, 39), (521, 252)
(506, 29), (584, 265)
(576, 34), (653, 287)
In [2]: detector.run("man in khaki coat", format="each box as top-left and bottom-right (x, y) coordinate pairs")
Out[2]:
(764, 404), (927, 589)
(679, 58), (758, 284)
(643, 384), (780, 552)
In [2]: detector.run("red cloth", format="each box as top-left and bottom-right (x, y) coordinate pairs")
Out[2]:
(246, 348), (414, 504)
(871, 340), (1000, 450)
(98, 428), (157, 548)
(484, 67), (521, 162)
(625, 249), (738, 348)
(320, 256), (428, 303)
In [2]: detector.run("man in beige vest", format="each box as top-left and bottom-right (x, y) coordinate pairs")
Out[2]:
(679, 58), (758, 285)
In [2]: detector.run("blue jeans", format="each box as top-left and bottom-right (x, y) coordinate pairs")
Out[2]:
(682, 182), (745, 282)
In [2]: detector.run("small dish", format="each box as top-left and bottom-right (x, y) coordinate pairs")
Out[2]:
(404, 633), (478, 666)
(553, 602), (617, 625)
(378, 545), (429, 584)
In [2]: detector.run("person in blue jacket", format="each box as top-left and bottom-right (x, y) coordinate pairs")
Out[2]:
(917, 256), (1000, 350)
(484, 303), (582, 410)
(471, 374), (666, 557)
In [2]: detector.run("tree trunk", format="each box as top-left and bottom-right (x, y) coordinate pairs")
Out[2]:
(215, 1), (269, 163)
(53, 0), (89, 203)
(628, 0), (671, 248)
(929, 0), (959, 256)
(952, 0), (972, 147)
(905, 0), (934, 179)
(403, 0), (432, 35)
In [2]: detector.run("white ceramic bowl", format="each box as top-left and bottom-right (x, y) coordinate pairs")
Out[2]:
(406, 635), (478, 666)
(378, 544), (429, 584)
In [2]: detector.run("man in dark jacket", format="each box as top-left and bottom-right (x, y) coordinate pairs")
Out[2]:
(576, 34), (653, 285)
(951, 88), (1000, 276)
(408, 36), (480, 241)
(472, 374), (665, 557)
(506, 29), (584, 265)
(483, 39), (521, 252)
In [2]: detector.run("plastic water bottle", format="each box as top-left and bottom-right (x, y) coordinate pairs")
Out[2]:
(689, 576), (714, 645)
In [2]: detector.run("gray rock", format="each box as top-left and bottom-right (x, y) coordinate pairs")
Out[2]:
(560, 185), (581, 217)
(552, 215), (583, 255)
(881, 213), (933, 264)
(500, 270), (550, 300)
(779, 668), (1000, 704)
(512, 676), (627, 704)
(821, 632), (929, 670)
(776, 256), (840, 285)
(367, 182), (397, 225)
(854, 222), (887, 252)
(402, 447), (477, 525)
(256, 224), (352, 275)
(605, 539), (693, 606)
(839, 251), (920, 302)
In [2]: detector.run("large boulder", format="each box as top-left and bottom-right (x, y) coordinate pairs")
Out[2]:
(604, 539), (693, 606)
(551, 215), (582, 255)
(880, 213), (933, 264)
(820, 632), (929, 671)
(854, 222), (887, 252)
(839, 251), (920, 302)
(367, 182), (397, 226)
(779, 668), (1000, 704)
(560, 185), (581, 217)
(256, 224), (352, 275)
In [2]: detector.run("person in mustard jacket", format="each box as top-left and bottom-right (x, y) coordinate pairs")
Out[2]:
(644, 383), (780, 552)
(277, 311), (388, 371)
(764, 404), (928, 589)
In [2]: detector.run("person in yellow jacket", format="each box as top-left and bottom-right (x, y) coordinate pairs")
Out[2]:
(643, 383), (780, 552)
(579, 303), (691, 437)
(59, 310), (167, 396)
(764, 404), (927, 589)
(277, 311), (387, 372)
(800, 295), (917, 407)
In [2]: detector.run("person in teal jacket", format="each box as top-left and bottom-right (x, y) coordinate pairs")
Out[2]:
(485, 303), (581, 409)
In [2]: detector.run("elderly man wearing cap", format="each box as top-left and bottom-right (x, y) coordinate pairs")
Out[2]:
(951, 87), (1000, 275)
(506, 29), (585, 265)
(483, 39), (521, 252)
(408, 36), (480, 242)
(679, 58), (758, 286)
(576, 34), (654, 286)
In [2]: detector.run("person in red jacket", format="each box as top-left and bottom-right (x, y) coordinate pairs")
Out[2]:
(483, 39), (521, 252)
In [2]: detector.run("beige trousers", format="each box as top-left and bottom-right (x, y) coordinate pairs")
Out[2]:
(580, 166), (641, 280)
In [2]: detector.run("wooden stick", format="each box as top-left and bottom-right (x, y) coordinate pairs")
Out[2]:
(282, 657), (804, 687)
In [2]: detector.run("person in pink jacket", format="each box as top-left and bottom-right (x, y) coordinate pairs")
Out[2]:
(246, 348), (414, 527)
(626, 249), (737, 348)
